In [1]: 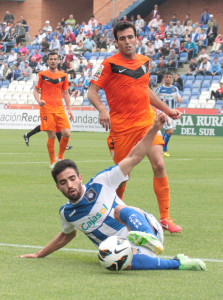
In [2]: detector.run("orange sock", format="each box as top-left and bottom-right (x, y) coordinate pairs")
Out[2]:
(58, 136), (69, 159)
(153, 176), (170, 220)
(116, 182), (127, 200)
(47, 138), (56, 164)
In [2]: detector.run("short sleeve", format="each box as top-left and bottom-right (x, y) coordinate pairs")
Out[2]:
(35, 73), (42, 89)
(62, 74), (69, 90)
(90, 59), (111, 89)
(60, 207), (76, 234)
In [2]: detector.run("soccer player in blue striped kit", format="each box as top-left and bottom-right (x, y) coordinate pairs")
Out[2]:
(19, 112), (205, 271)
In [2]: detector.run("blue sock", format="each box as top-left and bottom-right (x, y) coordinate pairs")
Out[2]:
(131, 254), (180, 270)
(119, 207), (155, 236)
(163, 133), (171, 152)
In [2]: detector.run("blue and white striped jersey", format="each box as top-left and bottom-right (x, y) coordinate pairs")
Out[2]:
(59, 165), (129, 246)
(155, 84), (180, 109)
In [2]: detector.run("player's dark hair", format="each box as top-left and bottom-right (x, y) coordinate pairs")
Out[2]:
(113, 21), (136, 41)
(164, 71), (173, 77)
(51, 159), (80, 183)
(47, 52), (59, 59)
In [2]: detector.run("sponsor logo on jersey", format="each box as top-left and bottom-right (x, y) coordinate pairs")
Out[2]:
(95, 64), (104, 77)
(79, 204), (108, 231)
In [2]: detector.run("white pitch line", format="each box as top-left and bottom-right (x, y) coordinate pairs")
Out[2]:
(0, 153), (33, 155)
(0, 243), (222, 263)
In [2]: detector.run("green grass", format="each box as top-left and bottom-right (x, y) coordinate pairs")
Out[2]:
(0, 130), (222, 300)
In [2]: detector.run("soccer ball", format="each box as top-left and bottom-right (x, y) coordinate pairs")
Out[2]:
(98, 236), (133, 271)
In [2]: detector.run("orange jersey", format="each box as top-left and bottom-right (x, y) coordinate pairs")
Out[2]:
(90, 52), (156, 134)
(35, 69), (69, 113)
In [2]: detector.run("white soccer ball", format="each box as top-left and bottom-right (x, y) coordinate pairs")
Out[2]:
(98, 236), (133, 271)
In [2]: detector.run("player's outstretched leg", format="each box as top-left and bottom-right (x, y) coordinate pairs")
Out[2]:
(117, 206), (164, 255)
(174, 254), (206, 271)
(23, 125), (41, 146)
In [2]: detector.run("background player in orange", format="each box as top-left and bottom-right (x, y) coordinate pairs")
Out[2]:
(34, 52), (74, 168)
(88, 22), (182, 234)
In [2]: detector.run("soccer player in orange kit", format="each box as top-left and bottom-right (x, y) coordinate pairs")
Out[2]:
(34, 52), (74, 168)
(87, 22), (182, 233)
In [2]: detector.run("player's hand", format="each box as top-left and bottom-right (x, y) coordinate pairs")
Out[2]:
(19, 253), (40, 258)
(68, 110), (74, 121)
(38, 100), (46, 107)
(168, 109), (182, 120)
(153, 112), (168, 130)
(99, 108), (110, 131)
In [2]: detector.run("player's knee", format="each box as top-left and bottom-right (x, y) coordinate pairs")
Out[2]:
(152, 158), (165, 175)
(62, 130), (70, 138)
(167, 129), (173, 135)
(114, 205), (126, 222)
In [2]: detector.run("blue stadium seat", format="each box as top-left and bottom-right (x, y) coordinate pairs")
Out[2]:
(83, 52), (91, 60)
(179, 52), (188, 63)
(183, 90), (191, 96)
(180, 75), (187, 83)
(213, 75), (221, 81)
(202, 81), (211, 88)
(184, 80), (193, 88)
(186, 75), (195, 81)
(82, 98), (91, 106)
(191, 92), (200, 99)
(179, 103), (188, 108)
(204, 75), (212, 81)
(201, 87), (209, 92)
(195, 75), (204, 81)
(192, 80), (202, 88)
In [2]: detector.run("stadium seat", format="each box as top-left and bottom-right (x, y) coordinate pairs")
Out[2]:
(184, 80), (193, 88)
(179, 52), (188, 64)
(202, 81), (211, 89)
(195, 75), (204, 81)
(192, 81), (202, 88)
(186, 75), (195, 81)
(183, 90), (191, 96)
(83, 52), (91, 60)
(204, 75), (212, 81)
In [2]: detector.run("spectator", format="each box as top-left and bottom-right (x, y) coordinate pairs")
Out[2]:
(4, 11), (15, 24)
(161, 42), (170, 57)
(165, 49), (178, 69)
(52, 29), (64, 46)
(15, 22), (26, 44)
(170, 35), (180, 50)
(65, 48), (74, 63)
(135, 14), (145, 31)
(83, 70), (92, 89)
(136, 39), (145, 55)
(3, 27), (16, 49)
(149, 4), (161, 20)
(77, 57), (86, 73)
(194, 22), (202, 34)
(183, 14), (192, 26)
(164, 34), (172, 45)
(155, 28), (165, 40)
(83, 36), (95, 52)
(71, 81), (84, 98)
(145, 41), (155, 58)
(0, 63), (11, 80)
(69, 72), (77, 84)
(173, 73), (183, 91)
(64, 29), (76, 44)
(190, 27), (199, 44)
(59, 44), (66, 58)
(173, 21), (185, 37)
(18, 60), (32, 80)
(93, 28), (102, 44)
(31, 49), (42, 63)
(148, 14), (162, 31)
(165, 21), (175, 37)
(179, 41), (186, 54)
(76, 27), (85, 43)
(11, 65), (21, 80)
(210, 57), (222, 76)
(88, 15), (98, 31)
(207, 14), (218, 28)
(169, 14), (178, 26)
(200, 9), (210, 26)
(35, 57), (47, 73)
(210, 82), (223, 100)
(154, 35), (163, 51)
(18, 44), (28, 56)
(20, 16), (28, 31)
(7, 49), (17, 66)
(197, 28), (207, 51)
(207, 21), (218, 46)
(96, 36), (107, 52)
(147, 28), (156, 41)
(65, 58), (76, 74)
(11, 43), (20, 53)
(69, 81), (76, 95)
(112, 16), (119, 28)
(184, 20), (193, 34)
(43, 20), (52, 33)
(41, 37), (49, 52)
(66, 14), (76, 29)
(154, 57), (167, 83)
(77, 71), (86, 84)
(29, 56), (38, 72)
(49, 35), (60, 51)
(184, 37), (196, 59)
(196, 48), (211, 64)
(130, 15), (135, 25)
(211, 34), (223, 52)
(197, 57), (212, 75)
(63, 22), (73, 36)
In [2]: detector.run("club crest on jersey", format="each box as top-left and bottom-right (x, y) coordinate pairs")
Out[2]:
(84, 188), (97, 202)
(95, 64), (104, 77)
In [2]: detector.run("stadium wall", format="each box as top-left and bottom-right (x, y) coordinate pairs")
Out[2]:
(0, 0), (93, 37)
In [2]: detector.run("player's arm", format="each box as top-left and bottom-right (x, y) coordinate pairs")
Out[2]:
(19, 230), (77, 258)
(177, 95), (182, 103)
(119, 112), (167, 177)
(149, 88), (181, 120)
(63, 89), (74, 120)
(87, 83), (110, 131)
(34, 87), (45, 106)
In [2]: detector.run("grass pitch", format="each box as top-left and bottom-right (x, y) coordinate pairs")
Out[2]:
(0, 130), (222, 300)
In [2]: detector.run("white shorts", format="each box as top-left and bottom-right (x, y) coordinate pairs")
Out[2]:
(163, 117), (176, 130)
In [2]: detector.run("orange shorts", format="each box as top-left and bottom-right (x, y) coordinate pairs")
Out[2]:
(40, 111), (70, 132)
(107, 126), (164, 164)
